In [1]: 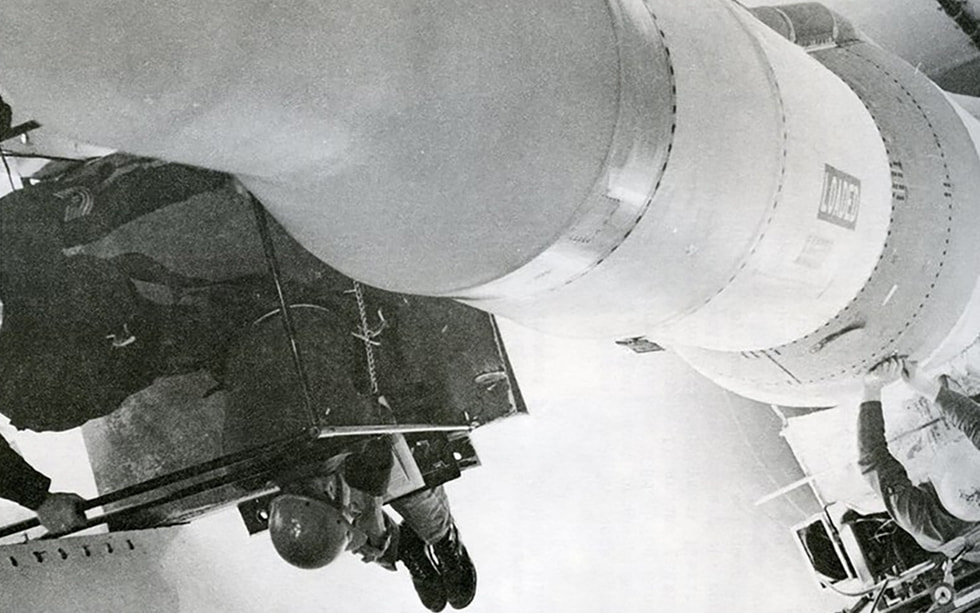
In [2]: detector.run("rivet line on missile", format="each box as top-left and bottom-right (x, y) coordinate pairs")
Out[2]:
(683, 37), (792, 318)
(812, 53), (956, 382)
(716, 35), (977, 392)
(793, 47), (901, 351)
(547, 2), (678, 296)
(808, 52), (936, 352)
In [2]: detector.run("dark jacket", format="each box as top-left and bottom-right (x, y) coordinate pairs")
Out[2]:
(0, 154), (228, 509)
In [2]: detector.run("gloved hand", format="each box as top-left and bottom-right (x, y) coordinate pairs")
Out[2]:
(36, 492), (87, 534)
(348, 526), (392, 564)
(348, 495), (394, 565)
(863, 356), (904, 401)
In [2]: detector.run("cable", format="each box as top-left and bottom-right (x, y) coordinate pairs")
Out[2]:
(868, 581), (889, 612)
(872, 519), (898, 543)
(820, 577), (889, 599)
(819, 559), (939, 599)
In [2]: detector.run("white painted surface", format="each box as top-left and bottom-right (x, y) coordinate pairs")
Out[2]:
(0, 0), (893, 352)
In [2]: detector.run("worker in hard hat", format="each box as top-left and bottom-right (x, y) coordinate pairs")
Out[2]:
(263, 435), (476, 612)
(224, 305), (478, 611)
(858, 356), (980, 561)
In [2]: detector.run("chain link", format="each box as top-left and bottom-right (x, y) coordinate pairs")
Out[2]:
(352, 280), (382, 395)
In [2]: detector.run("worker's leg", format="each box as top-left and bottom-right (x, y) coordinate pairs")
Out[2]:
(390, 485), (477, 609)
(391, 488), (453, 612)
(389, 485), (452, 544)
(391, 485), (477, 609)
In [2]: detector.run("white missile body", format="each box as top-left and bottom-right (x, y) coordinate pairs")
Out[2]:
(3, 1), (980, 405)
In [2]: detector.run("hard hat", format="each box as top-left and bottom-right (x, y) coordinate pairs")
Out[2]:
(268, 493), (351, 569)
(933, 445), (980, 523)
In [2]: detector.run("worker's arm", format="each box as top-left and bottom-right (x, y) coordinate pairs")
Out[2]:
(344, 436), (395, 498)
(347, 492), (398, 566)
(2, 153), (226, 282)
(933, 387), (980, 452)
(0, 436), (86, 532)
(0, 437), (50, 510)
(858, 358), (969, 549)
(344, 436), (399, 568)
(901, 359), (980, 450)
(57, 153), (229, 247)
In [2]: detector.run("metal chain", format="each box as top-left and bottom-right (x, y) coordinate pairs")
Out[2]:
(350, 282), (398, 425)
(352, 280), (382, 395)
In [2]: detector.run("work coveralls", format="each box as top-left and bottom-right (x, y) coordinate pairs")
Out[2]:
(858, 387), (980, 561)
(0, 154), (248, 511)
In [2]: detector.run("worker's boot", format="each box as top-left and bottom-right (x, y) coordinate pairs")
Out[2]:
(399, 523), (448, 612)
(431, 523), (477, 609)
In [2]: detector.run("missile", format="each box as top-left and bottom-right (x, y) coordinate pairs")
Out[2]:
(2, 1), (980, 406)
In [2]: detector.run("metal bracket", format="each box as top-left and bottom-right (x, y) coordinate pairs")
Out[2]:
(244, 187), (320, 433)
(615, 336), (665, 354)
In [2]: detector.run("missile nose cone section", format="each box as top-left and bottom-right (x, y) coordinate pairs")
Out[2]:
(240, 1), (646, 298)
(9, 1), (980, 404)
(0, 0), (627, 295)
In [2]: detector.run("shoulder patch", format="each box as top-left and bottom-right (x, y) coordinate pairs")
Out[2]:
(54, 185), (95, 222)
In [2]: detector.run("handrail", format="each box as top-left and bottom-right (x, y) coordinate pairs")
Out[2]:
(40, 440), (344, 539)
(243, 187), (320, 431)
(0, 431), (314, 539)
